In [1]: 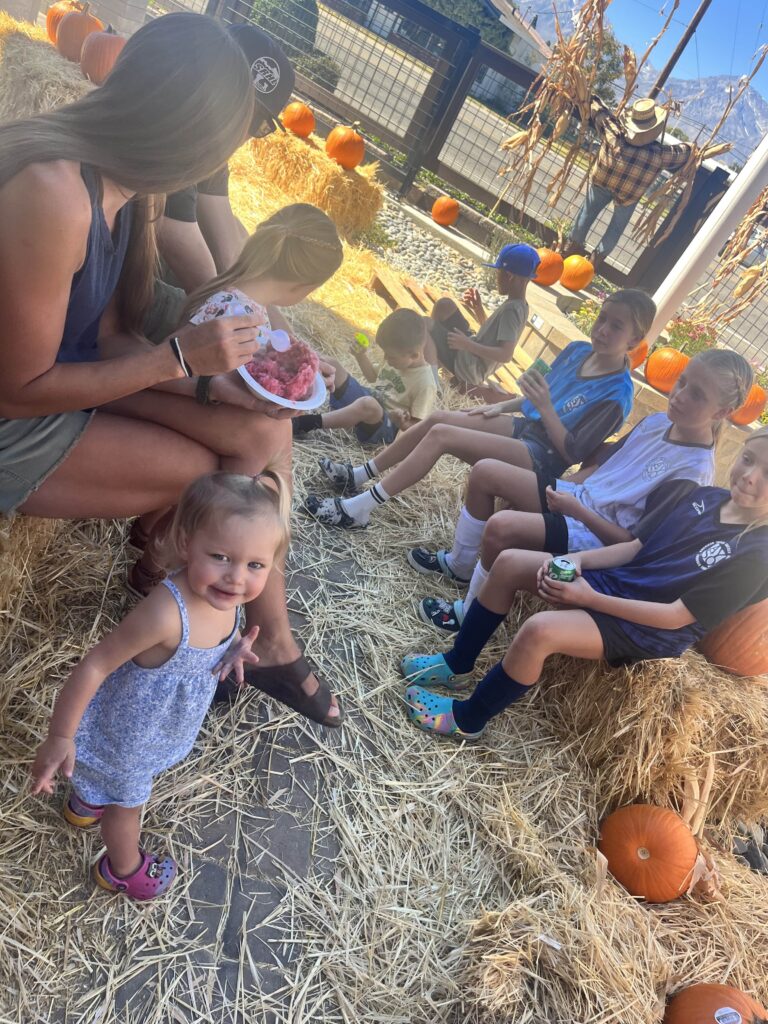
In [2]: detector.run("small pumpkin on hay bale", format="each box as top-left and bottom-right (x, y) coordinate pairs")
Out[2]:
(248, 130), (383, 239)
(0, 12), (92, 122)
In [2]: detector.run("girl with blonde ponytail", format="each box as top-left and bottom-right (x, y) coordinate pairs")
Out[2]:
(181, 203), (344, 324)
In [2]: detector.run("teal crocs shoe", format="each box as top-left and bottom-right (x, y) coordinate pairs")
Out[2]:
(400, 652), (472, 690)
(404, 685), (483, 741)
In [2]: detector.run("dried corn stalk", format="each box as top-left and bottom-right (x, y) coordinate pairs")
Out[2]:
(682, 183), (768, 332)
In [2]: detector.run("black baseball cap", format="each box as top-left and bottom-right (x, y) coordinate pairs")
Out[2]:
(228, 24), (296, 137)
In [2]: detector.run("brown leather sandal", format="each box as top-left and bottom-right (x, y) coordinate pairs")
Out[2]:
(216, 656), (344, 728)
(126, 560), (167, 598)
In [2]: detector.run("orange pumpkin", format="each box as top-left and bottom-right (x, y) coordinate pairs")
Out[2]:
(56, 3), (104, 61)
(46, 0), (83, 43)
(533, 248), (564, 286)
(560, 254), (594, 291)
(729, 383), (767, 426)
(628, 339), (649, 371)
(664, 983), (766, 1024)
(644, 346), (689, 394)
(699, 599), (768, 678)
(598, 804), (698, 903)
(325, 122), (365, 170)
(80, 25), (126, 84)
(431, 196), (460, 227)
(281, 101), (315, 138)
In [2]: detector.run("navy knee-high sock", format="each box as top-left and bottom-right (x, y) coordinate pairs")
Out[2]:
(443, 599), (506, 674)
(452, 662), (531, 733)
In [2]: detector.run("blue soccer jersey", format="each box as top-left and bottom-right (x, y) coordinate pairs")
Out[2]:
(516, 341), (635, 474)
(584, 484), (768, 659)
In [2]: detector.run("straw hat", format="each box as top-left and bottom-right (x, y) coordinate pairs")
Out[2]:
(623, 97), (667, 145)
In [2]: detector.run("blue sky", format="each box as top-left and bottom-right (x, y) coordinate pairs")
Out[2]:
(606, 0), (768, 95)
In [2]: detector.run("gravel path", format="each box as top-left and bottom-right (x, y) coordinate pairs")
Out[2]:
(365, 196), (504, 313)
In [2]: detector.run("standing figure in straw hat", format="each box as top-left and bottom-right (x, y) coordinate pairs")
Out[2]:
(563, 97), (692, 273)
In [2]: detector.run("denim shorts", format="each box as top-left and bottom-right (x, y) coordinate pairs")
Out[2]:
(330, 375), (398, 446)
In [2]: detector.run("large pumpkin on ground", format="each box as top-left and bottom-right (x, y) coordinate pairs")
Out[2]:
(598, 804), (698, 903)
(431, 196), (460, 227)
(560, 254), (594, 291)
(281, 101), (315, 138)
(645, 346), (689, 394)
(729, 383), (767, 426)
(628, 339), (649, 371)
(663, 983), (767, 1024)
(533, 248), (563, 286)
(699, 599), (768, 678)
(80, 25), (126, 84)
(56, 3), (104, 61)
(325, 122), (365, 170)
(45, 0), (82, 42)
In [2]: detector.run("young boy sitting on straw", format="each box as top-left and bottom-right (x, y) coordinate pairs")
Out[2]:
(292, 308), (436, 446)
(426, 243), (539, 387)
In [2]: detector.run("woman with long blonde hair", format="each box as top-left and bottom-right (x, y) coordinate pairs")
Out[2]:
(0, 12), (341, 725)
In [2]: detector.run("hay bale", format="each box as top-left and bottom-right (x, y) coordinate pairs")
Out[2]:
(536, 647), (768, 825)
(247, 132), (383, 238)
(463, 786), (768, 1022)
(0, 14), (92, 122)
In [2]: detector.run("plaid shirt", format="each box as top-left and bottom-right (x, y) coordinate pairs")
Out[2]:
(590, 101), (692, 206)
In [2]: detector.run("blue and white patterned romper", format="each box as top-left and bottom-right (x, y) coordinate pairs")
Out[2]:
(70, 579), (238, 808)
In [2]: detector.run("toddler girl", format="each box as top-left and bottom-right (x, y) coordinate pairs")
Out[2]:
(32, 472), (290, 900)
(412, 349), (753, 631)
(401, 429), (768, 741)
(304, 289), (650, 530)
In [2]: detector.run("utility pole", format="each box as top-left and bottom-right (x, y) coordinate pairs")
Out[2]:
(649, 0), (714, 99)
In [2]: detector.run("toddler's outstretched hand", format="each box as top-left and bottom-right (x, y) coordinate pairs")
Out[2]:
(214, 625), (261, 685)
(31, 735), (76, 795)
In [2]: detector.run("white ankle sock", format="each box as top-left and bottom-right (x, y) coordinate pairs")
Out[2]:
(445, 506), (487, 578)
(341, 482), (390, 524)
(465, 561), (489, 612)
(352, 459), (378, 489)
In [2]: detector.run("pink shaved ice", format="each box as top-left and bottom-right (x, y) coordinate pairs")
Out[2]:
(245, 338), (319, 402)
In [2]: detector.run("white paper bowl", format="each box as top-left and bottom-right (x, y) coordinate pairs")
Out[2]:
(237, 365), (327, 411)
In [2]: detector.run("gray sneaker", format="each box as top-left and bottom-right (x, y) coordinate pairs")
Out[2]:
(406, 547), (471, 584)
(318, 457), (358, 495)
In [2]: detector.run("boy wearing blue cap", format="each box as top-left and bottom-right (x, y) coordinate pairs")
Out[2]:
(426, 243), (540, 387)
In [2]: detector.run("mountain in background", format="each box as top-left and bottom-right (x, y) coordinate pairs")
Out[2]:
(517, 0), (768, 162)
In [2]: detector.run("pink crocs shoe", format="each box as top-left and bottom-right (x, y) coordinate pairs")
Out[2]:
(63, 791), (105, 829)
(93, 850), (178, 901)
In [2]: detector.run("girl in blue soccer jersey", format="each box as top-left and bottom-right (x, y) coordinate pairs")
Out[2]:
(303, 290), (652, 530)
(401, 427), (768, 741)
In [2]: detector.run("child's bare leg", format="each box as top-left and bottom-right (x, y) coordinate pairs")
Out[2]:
(380, 426), (534, 498)
(501, 609), (604, 683)
(465, 459), (544, 520)
(321, 396), (384, 431)
(365, 410), (519, 475)
(100, 804), (143, 877)
(481, 510), (549, 568)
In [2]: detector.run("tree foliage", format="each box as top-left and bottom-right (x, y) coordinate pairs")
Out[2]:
(251, 0), (318, 57)
(583, 25), (624, 104)
(419, 0), (513, 52)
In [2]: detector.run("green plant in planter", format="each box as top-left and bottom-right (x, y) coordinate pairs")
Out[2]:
(664, 317), (718, 356)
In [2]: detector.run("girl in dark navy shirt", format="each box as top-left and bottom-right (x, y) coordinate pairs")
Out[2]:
(400, 428), (768, 740)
